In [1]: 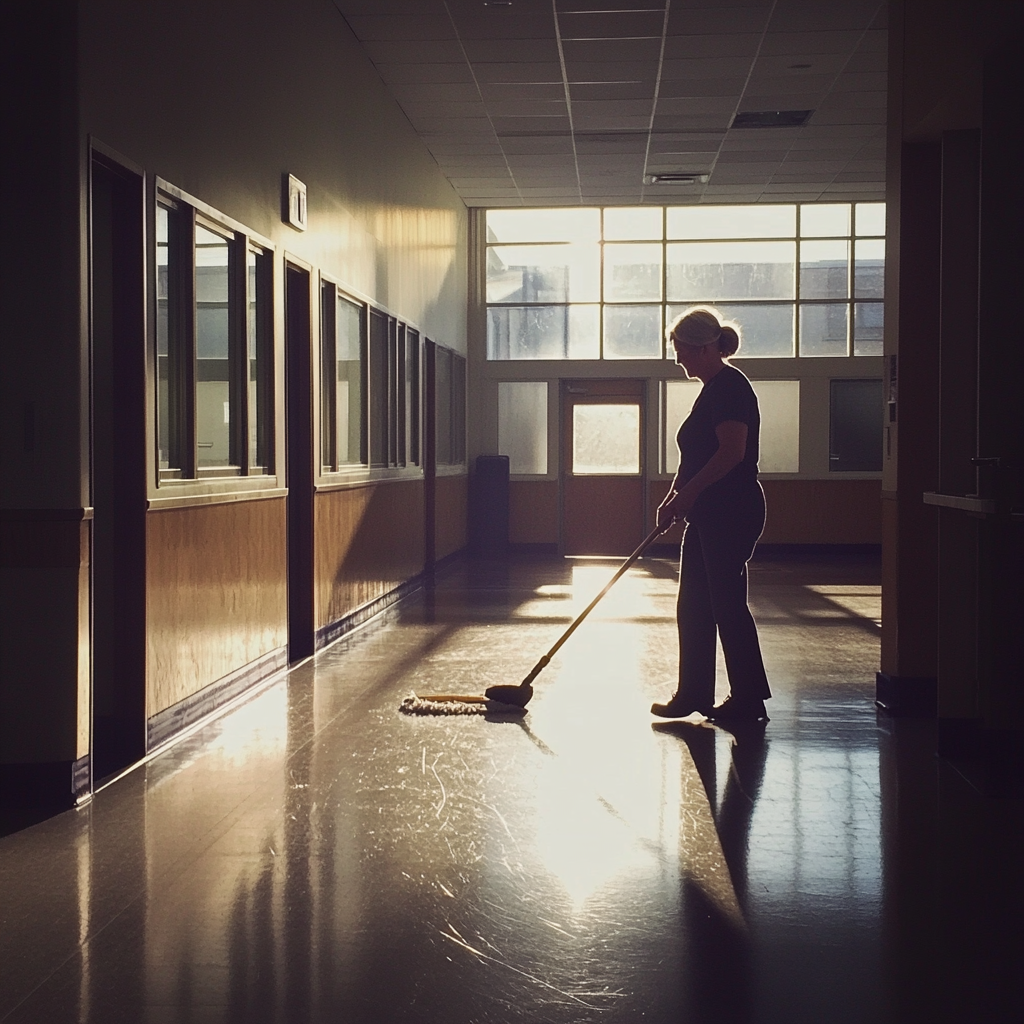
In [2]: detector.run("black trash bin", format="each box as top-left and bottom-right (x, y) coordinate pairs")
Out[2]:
(469, 455), (510, 557)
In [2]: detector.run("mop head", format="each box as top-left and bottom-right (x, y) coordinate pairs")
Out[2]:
(399, 694), (527, 716)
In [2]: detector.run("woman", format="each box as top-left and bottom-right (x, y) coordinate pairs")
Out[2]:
(652, 307), (771, 722)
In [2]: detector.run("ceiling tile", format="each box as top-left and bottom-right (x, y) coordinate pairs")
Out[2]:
(557, 11), (667, 38)
(564, 61), (658, 82)
(810, 108), (886, 126)
(659, 77), (748, 97)
(662, 34), (762, 59)
(572, 99), (653, 117)
(389, 83), (481, 103)
(661, 57), (756, 79)
(561, 38), (664, 64)
(344, 15), (456, 40)
(740, 93), (827, 110)
(753, 53), (850, 75)
(759, 31), (864, 56)
(657, 96), (740, 115)
(485, 100), (569, 117)
(818, 91), (886, 110)
(667, 8), (772, 34)
(375, 63), (475, 85)
(573, 115), (654, 131)
(653, 113), (733, 132)
(499, 138), (576, 155)
(480, 83), (566, 101)
(448, 9), (557, 40)
(450, 177), (514, 187)
(472, 62), (564, 83)
(360, 39), (465, 63)
(492, 116), (572, 133)
(407, 117), (495, 135)
(570, 82), (655, 101)
(335, 1), (446, 15)
(744, 74), (835, 94)
(717, 148), (790, 163)
(767, 2), (883, 33)
(574, 134), (648, 154)
(831, 72), (887, 92)
(463, 38), (561, 62)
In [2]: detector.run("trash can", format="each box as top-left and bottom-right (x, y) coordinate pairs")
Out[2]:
(469, 455), (510, 557)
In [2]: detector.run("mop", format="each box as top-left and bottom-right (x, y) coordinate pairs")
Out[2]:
(400, 524), (664, 715)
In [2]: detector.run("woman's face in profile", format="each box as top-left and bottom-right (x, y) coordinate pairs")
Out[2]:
(672, 335), (708, 378)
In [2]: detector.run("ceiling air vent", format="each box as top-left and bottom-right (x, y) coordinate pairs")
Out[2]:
(731, 109), (813, 129)
(644, 173), (709, 185)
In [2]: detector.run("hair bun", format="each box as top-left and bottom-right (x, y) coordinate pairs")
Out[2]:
(718, 325), (740, 357)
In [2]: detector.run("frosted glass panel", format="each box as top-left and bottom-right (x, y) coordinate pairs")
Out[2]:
(800, 303), (849, 356)
(487, 208), (600, 243)
(664, 380), (702, 472)
(487, 244), (599, 303)
(498, 381), (548, 475)
(800, 240), (849, 299)
(666, 241), (796, 300)
(604, 206), (662, 240)
(854, 302), (884, 356)
(604, 305), (662, 359)
(666, 303), (795, 358)
(751, 380), (800, 473)
(800, 204), (850, 237)
(195, 223), (232, 467)
(854, 239), (885, 298)
(667, 205), (795, 239)
(603, 243), (662, 301)
(855, 203), (886, 236)
(573, 404), (640, 475)
(487, 304), (600, 359)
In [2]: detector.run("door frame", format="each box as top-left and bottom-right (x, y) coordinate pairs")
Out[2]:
(559, 377), (648, 556)
(88, 141), (148, 786)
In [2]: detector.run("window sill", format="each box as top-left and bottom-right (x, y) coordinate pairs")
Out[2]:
(147, 479), (286, 511)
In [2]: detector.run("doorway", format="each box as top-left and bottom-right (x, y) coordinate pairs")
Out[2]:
(561, 379), (646, 555)
(89, 151), (147, 783)
(285, 263), (314, 661)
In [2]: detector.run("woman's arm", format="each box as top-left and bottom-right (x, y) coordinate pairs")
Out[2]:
(656, 420), (748, 529)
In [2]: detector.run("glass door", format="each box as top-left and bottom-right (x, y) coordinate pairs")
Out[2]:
(561, 379), (645, 555)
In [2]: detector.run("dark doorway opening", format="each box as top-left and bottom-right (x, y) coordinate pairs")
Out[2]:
(285, 263), (314, 661)
(89, 152), (147, 784)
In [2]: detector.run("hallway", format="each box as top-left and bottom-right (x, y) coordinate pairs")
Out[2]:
(0, 552), (1020, 1023)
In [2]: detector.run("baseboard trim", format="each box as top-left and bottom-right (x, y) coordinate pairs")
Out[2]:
(147, 646), (288, 751)
(72, 754), (90, 802)
(875, 672), (938, 717)
(315, 550), (465, 651)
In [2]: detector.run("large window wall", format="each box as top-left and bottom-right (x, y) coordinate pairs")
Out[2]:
(477, 203), (885, 484)
(486, 203), (884, 362)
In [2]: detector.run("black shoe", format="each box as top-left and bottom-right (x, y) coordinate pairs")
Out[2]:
(651, 699), (709, 719)
(708, 696), (769, 722)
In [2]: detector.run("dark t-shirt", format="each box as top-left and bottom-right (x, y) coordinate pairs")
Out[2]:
(676, 364), (760, 519)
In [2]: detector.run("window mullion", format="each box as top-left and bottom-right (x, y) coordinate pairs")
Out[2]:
(181, 205), (197, 478)
(231, 234), (249, 472)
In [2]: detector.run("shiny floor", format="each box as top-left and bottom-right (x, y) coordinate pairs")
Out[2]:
(1, 552), (1022, 1023)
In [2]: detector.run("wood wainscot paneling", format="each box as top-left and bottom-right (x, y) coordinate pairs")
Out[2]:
(760, 480), (882, 544)
(435, 473), (468, 562)
(146, 497), (288, 718)
(314, 479), (425, 633)
(648, 479), (882, 546)
(509, 480), (558, 546)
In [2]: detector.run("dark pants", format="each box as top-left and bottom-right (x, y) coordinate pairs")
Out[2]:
(675, 486), (771, 711)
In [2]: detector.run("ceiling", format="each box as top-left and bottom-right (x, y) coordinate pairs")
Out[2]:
(332, 0), (887, 207)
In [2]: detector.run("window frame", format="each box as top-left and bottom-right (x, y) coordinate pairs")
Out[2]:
(483, 202), (885, 362)
(150, 178), (279, 506)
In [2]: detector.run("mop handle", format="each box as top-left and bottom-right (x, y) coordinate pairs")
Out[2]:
(537, 523), (666, 666)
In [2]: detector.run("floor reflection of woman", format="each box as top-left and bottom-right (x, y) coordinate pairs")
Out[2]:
(652, 307), (772, 721)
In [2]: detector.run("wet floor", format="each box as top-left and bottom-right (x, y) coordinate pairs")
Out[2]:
(1, 553), (1021, 1023)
